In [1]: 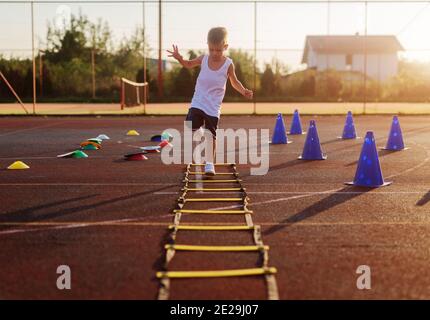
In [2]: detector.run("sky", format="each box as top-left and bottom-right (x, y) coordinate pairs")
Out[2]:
(1, 0), (430, 71)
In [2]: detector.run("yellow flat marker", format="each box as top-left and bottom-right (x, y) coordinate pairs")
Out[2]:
(173, 209), (252, 215)
(126, 129), (140, 136)
(7, 161), (30, 170)
(181, 198), (244, 202)
(156, 267), (277, 279)
(183, 188), (244, 192)
(165, 244), (269, 252)
(168, 225), (254, 231)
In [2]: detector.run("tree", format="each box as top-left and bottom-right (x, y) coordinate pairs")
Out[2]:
(225, 49), (257, 98)
(172, 67), (194, 98)
(261, 65), (276, 96)
(188, 50), (201, 85)
(299, 73), (315, 97)
(316, 70), (342, 100)
(225, 61), (245, 98)
(169, 51), (200, 98)
(136, 67), (157, 100)
(115, 27), (151, 81)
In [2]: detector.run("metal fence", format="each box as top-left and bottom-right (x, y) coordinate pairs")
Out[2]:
(1, 0), (430, 114)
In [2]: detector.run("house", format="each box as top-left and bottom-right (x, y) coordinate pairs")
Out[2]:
(301, 35), (404, 81)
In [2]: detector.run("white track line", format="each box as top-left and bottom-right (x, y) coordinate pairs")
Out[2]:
(0, 183), (306, 186)
(0, 156), (59, 160)
(0, 155), (137, 160)
(155, 191), (430, 195)
(0, 183), (179, 186)
(243, 151), (429, 211)
(0, 151), (379, 158)
(198, 142), (430, 211)
(385, 142), (430, 179)
(0, 215), (172, 236)
(2, 220), (430, 237)
(156, 190), (430, 211)
(207, 189), (343, 211)
(2, 140), (429, 236)
(3, 182), (428, 187)
(0, 122), (62, 137)
(2, 221), (430, 228)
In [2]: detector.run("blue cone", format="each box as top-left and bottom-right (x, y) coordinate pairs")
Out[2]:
(271, 113), (292, 144)
(383, 116), (406, 151)
(288, 109), (304, 135)
(340, 111), (358, 139)
(298, 120), (326, 160)
(346, 131), (392, 187)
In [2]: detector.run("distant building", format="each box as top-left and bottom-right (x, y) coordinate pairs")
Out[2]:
(302, 35), (404, 81)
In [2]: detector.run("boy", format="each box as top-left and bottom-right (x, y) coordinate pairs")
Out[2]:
(167, 27), (253, 176)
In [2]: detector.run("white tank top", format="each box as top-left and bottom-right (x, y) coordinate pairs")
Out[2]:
(191, 54), (232, 118)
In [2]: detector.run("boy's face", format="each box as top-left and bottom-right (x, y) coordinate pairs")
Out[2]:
(208, 42), (228, 61)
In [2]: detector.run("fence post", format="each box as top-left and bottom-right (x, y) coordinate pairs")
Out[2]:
(157, 0), (163, 99)
(364, 0), (368, 115)
(143, 0), (147, 114)
(121, 78), (125, 110)
(253, 0), (257, 115)
(31, 0), (36, 114)
(91, 49), (96, 99)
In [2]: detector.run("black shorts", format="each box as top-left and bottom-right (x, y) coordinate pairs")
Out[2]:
(185, 107), (219, 139)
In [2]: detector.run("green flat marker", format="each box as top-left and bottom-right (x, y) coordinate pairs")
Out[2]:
(81, 144), (98, 150)
(72, 150), (89, 158)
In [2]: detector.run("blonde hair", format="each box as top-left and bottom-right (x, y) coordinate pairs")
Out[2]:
(207, 27), (228, 45)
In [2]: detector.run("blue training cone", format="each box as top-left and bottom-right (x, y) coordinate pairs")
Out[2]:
(271, 113), (292, 144)
(382, 116), (408, 151)
(346, 131), (392, 187)
(298, 120), (326, 160)
(288, 109), (305, 135)
(339, 111), (359, 139)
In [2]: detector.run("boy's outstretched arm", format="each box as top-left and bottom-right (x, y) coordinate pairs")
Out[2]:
(167, 44), (202, 69)
(228, 63), (253, 99)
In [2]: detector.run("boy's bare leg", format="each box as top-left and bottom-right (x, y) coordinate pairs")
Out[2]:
(212, 138), (216, 164)
(191, 129), (212, 165)
(203, 133), (216, 176)
(202, 129), (215, 164)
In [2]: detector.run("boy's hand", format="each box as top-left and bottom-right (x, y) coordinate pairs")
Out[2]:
(167, 44), (182, 61)
(243, 88), (253, 99)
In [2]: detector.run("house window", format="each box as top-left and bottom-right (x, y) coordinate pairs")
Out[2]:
(345, 54), (352, 71)
(346, 54), (352, 67)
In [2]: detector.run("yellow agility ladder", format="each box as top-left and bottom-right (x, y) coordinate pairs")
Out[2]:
(156, 163), (279, 300)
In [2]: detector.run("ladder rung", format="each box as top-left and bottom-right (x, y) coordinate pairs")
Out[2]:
(185, 179), (242, 183)
(187, 172), (237, 175)
(173, 209), (252, 215)
(183, 188), (244, 192)
(190, 163), (235, 166)
(156, 267), (277, 279)
(165, 244), (269, 252)
(181, 198), (244, 202)
(168, 225), (255, 231)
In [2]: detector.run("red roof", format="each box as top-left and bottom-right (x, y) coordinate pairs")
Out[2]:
(302, 35), (404, 63)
